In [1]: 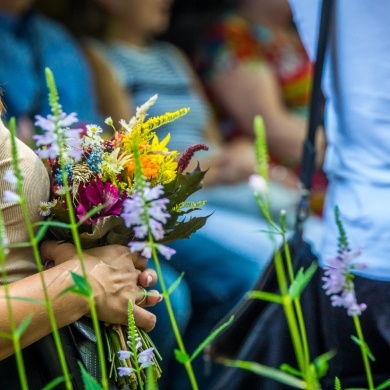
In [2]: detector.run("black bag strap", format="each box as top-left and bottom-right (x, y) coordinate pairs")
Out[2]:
(295, 0), (334, 242)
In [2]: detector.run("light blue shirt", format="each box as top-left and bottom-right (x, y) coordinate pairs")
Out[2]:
(0, 10), (101, 125)
(289, 0), (390, 280)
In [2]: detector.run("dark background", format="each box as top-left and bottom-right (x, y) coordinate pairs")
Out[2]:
(35, 0), (230, 57)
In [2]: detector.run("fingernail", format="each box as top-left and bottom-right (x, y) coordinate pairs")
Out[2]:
(158, 295), (163, 302)
(146, 275), (153, 286)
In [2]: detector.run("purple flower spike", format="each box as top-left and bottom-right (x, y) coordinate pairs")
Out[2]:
(177, 143), (209, 172)
(322, 249), (367, 316)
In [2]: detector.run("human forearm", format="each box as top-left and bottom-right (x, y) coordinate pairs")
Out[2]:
(0, 260), (88, 359)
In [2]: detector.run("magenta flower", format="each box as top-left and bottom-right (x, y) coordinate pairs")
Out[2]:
(76, 177), (125, 224)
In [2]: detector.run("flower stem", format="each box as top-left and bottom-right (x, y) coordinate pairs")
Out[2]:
(150, 240), (199, 390)
(0, 213), (28, 390)
(8, 120), (72, 390)
(353, 315), (374, 390)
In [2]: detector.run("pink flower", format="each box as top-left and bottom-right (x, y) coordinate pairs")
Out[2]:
(76, 177), (125, 224)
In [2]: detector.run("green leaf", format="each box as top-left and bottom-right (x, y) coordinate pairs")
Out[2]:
(279, 364), (302, 378)
(350, 335), (375, 361)
(161, 215), (210, 244)
(166, 272), (185, 296)
(41, 377), (66, 390)
(288, 261), (318, 299)
(59, 272), (92, 298)
(78, 362), (103, 390)
(190, 316), (235, 362)
(145, 366), (158, 390)
(15, 315), (32, 338)
(174, 349), (190, 364)
(376, 378), (390, 390)
(246, 290), (283, 304)
(34, 224), (50, 242)
(164, 166), (207, 208)
(313, 350), (336, 379)
(0, 332), (12, 340)
(221, 359), (306, 388)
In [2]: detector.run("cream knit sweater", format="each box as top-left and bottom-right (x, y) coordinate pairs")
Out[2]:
(0, 119), (50, 284)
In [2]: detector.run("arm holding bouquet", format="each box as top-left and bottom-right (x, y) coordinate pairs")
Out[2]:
(0, 101), (160, 361)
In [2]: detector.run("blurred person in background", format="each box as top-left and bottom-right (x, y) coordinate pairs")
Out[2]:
(196, 0), (328, 220)
(0, 0), (103, 145)
(72, 0), (282, 388)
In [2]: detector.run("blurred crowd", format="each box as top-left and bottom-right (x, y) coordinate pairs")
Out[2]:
(0, 0), (326, 389)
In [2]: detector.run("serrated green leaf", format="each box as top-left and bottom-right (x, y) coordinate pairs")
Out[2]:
(161, 215), (210, 244)
(221, 359), (306, 388)
(174, 349), (190, 364)
(78, 362), (103, 390)
(350, 335), (375, 361)
(288, 261), (318, 299)
(164, 166), (207, 207)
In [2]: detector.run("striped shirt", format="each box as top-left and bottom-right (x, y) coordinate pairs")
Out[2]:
(93, 40), (212, 153)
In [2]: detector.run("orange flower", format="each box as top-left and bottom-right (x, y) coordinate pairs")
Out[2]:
(125, 154), (159, 180)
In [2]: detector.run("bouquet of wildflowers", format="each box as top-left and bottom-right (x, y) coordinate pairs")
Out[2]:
(33, 69), (209, 389)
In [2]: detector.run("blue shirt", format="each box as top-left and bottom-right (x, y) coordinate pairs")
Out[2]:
(289, 0), (390, 280)
(0, 10), (101, 125)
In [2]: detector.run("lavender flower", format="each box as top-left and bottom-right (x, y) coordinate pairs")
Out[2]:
(118, 350), (132, 360)
(248, 174), (268, 195)
(117, 366), (134, 377)
(3, 170), (21, 203)
(322, 248), (367, 316)
(138, 347), (155, 368)
(4, 170), (18, 186)
(121, 183), (172, 247)
(33, 112), (83, 161)
(128, 242), (176, 260)
(3, 190), (20, 204)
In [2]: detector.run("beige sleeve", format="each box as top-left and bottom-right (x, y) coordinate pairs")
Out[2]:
(0, 119), (50, 284)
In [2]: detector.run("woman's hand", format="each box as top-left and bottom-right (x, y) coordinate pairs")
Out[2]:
(40, 241), (161, 331)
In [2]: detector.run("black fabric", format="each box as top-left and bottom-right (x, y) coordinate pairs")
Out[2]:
(0, 319), (118, 389)
(0, 326), (85, 390)
(320, 275), (390, 389)
(206, 237), (323, 390)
